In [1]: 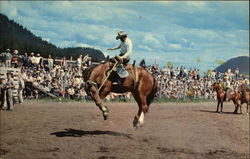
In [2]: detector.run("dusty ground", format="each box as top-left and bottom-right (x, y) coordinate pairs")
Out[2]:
(0, 101), (249, 159)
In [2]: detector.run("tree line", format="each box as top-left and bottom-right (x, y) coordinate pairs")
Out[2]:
(0, 14), (105, 62)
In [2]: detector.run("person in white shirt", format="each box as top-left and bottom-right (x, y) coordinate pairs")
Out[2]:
(108, 31), (133, 65)
(107, 31), (133, 84)
(76, 55), (82, 72)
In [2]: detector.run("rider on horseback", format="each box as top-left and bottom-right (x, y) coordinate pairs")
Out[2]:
(108, 31), (133, 85)
(223, 76), (231, 101)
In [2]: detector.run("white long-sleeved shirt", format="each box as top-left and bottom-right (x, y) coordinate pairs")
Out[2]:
(114, 37), (133, 60)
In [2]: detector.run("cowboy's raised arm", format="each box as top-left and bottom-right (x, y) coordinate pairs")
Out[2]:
(107, 42), (122, 50)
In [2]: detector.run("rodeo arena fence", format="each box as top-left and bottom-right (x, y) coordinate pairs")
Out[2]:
(0, 50), (250, 111)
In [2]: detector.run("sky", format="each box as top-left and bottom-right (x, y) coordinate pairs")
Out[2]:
(0, 1), (249, 72)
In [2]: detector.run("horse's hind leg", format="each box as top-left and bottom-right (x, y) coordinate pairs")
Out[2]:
(247, 103), (249, 115)
(233, 100), (238, 114)
(133, 92), (148, 128)
(220, 102), (223, 113)
(216, 101), (220, 112)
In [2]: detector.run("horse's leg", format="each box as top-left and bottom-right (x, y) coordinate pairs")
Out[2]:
(220, 101), (223, 113)
(132, 93), (141, 127)
(89, 86), (110, 120)
(247, 103), (249, 115)
(239, 101), (242, 114)
(216, 100), (220, 112)
(98, 87), (111, 120)
(132, 92), (148, 128)
(233, 100), (238, 114)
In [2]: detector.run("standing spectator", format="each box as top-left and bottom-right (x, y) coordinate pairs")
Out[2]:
(0, 78), (7, 109)
(11, 49), (19, 68)
(29, 52), (36, 67)
(235, 68), (240, 80)
(18, 74), (25, 104)
(61, 57), (67, 69)
(4, 73), (15, 111)
(76, 55), (83, 72)
(5, 49), (12, 67)
(47, 54), (54, 72)
(34, 53), (42, 68)
(69, 56), (73, 69)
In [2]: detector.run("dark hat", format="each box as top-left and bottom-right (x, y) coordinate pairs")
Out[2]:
(116, 31), (127, 40)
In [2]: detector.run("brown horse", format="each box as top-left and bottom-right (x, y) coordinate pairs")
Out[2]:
(211, 82), (241, 113)
(235, 84), (250, 115)
(83, 61), (158, 128)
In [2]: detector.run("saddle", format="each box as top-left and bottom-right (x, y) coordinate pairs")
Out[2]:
(105, 60), (138, 88)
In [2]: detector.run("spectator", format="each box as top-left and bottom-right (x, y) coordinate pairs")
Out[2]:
(5, 49), (12, 67)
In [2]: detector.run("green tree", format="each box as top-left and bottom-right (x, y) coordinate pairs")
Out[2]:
(166, 61), (173, 68)
(215, 59), (224, 65)
(195, 58), (201, 68)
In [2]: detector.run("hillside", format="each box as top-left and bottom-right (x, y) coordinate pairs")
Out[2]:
(0, 14), (105, 62)
(215, 56), (249, 75)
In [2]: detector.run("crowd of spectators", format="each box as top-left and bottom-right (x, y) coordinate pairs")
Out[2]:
(0, 49), (249, 110)
(147, 64), (249, 100)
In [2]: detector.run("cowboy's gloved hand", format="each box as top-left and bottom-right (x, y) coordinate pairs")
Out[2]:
(115, 55), (123, 64)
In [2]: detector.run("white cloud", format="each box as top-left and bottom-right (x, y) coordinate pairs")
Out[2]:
(0, 1), (248, 72)
(137, 45), (153, 51)
(168, 43), (183, 50)
(142, 33), (161, 47)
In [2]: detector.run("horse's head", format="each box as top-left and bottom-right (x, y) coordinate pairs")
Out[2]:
(238, 84), (248, 92)
(211, 82), (220, 91)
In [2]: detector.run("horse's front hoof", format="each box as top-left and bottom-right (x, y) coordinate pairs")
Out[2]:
(102, 106), (109, 120)
(103, 114), (108, 120)
(133, 115), (139, 128)
(103, 111), (109, 120)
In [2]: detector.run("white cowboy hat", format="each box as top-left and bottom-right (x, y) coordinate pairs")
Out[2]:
(116, 31), (127, 40)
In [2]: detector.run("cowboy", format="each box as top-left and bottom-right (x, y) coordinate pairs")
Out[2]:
(108, 31), (133, 84)
(108, 31), (133, 65)
(223, 76), (231, 101)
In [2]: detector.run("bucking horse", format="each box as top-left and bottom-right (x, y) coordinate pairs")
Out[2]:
(83, 59), (158, 128)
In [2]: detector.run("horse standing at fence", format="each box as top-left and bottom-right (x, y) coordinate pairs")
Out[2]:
(211, 82), (241, 113)
(83, 61), (158, 128)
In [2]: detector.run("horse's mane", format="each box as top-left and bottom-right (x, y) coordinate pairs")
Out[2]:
(82, 61), (110, 81)
(82, 64), (98, 81)
(239, 84), (250, 92)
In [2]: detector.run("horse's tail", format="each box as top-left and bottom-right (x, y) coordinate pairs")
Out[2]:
(147, 77), (158, 106)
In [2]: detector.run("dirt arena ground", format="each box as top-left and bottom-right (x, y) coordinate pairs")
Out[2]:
(0, 101), (249, 159)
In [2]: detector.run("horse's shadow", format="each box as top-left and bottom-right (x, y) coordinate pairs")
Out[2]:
(198, 110), (236, 115)
(50, 128), (134, 139)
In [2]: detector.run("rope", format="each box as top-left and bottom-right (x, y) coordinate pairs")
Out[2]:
(98, 61), (119, 92)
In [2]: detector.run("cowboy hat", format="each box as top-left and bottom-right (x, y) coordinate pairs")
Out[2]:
(116, 31), (127, 40)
